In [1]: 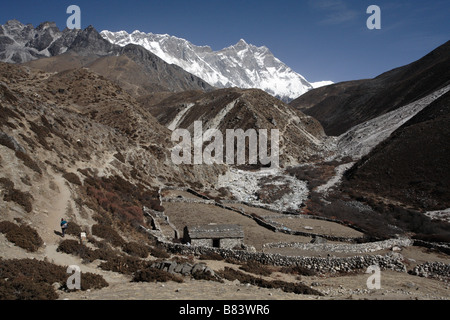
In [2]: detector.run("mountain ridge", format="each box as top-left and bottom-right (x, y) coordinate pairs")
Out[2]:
(100, 29), (333, 102)
(0, 20), (214, 95)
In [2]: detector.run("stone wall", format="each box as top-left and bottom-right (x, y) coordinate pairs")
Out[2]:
(409, 261), (450, 281)
(161, 242), (407, 274)
(263, 238), (414, 254)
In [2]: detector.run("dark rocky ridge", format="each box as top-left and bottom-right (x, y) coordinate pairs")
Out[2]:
(290, 41), (450, 136)
(343, 91), (450, 211)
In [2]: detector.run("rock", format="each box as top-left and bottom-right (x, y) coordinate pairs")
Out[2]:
(174, 263), (184, 273)
(52, 282), (62, 291)
(180, 263), (193, 275)
(0, 131), (26, 153)
(310, 236), (327, 244)
(192, 263), (206, 274)
(167, 261), (177, 274)
(203, 267), (215, 277)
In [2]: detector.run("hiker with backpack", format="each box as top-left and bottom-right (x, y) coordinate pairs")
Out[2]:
(60, 218), (68, 237)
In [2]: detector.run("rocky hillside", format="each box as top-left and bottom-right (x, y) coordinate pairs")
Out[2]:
(140, 88), (333, 167)
(290, 41), (450, 136)
(0, 61), (225, 234)
(343, 90), (450, 212)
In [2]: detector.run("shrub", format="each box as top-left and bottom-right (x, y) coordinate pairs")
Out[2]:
(93, 245), (118, 262)
(84, 176), (149, 225)
(148, 246), (170, 259)
(65, 221), (83, 236)
(0, 277), (58, 300)
(218, 267), (323, 296)
(191, 270), (222, 282)
(28, 120), (51, 150)
(279, 265), (317, 277)
(122, 241), (149, 258)
(0, 178), (34, 213)
(15, 150), (42, 174)
(91, 224), (125, 247)
(132, 268), (183, 283)
(113, 152), (125, 163)
(79, 272), (109, 291)
(3, 187), (34, 213)
(0, 258), (108, 299)
(0, 221), (43, 252)
(98, 256), (146, 275)
(0, 177), (14, 190)
(198, 252), (224, 261)
(239, 261), (273, 276)
(0, 221), (16, 234)
(57, 239), (101, 263)
(63, 172), (82, 186)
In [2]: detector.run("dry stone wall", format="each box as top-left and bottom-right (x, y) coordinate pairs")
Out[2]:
(162, 242), (407, 274)
(263, 238), (413, 254)
(409, 262), (450, 281)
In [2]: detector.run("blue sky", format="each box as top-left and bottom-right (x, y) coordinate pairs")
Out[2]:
(1, 0), (449, 83)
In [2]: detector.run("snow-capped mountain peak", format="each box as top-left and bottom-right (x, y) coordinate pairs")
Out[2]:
(100, 29), (330, 101)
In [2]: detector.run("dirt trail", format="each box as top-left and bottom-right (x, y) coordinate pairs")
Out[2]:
(39, 174), (72, 245)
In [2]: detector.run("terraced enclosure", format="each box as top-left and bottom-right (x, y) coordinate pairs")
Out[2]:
(224, 202), (363, 238)
(161, 189), (365, 252)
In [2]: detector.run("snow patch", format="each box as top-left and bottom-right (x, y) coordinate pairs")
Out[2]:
(311, 81), (334, 89)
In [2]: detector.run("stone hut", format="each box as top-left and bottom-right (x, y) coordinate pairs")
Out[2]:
(183, 224), (244, 249)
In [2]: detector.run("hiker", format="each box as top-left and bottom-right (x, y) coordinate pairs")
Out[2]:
(60, 218), (68, 237)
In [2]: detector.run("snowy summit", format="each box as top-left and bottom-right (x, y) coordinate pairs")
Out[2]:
(101, 30), (331, 101)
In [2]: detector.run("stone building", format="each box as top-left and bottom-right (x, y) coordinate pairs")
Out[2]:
(183, 224), (244, 249)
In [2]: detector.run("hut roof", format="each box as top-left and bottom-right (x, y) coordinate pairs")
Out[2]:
(185, 224), (244, 239)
